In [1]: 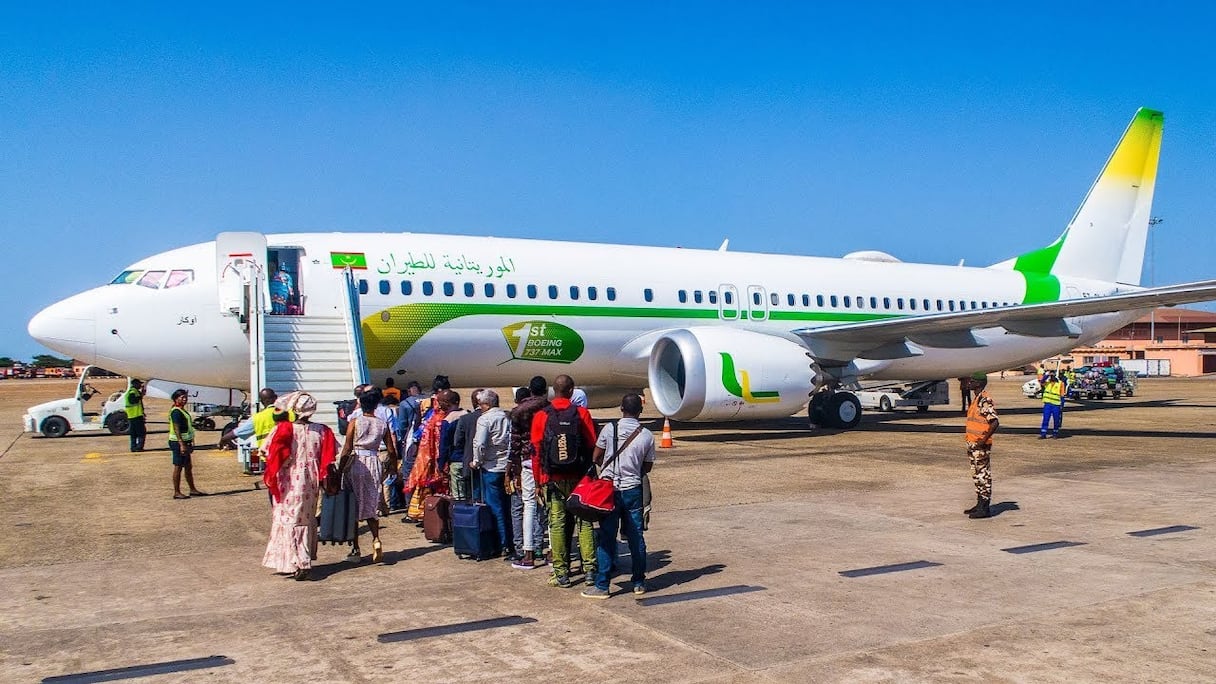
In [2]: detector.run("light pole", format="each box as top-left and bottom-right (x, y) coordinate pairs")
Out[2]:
(1148, 217), (1163, 344)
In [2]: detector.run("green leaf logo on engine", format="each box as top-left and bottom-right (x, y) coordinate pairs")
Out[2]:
(501, 321), (585, 364)
(720, 352), (780, 403)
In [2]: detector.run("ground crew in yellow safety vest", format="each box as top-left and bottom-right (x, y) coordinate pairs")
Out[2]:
(124, 379), (146, 453)
(169, 388), (205, 500)
(963, 372), (999, 519)
(1039, 373), (1065, 439)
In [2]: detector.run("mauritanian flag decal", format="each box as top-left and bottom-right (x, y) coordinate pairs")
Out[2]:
(330, 252), (368, 269)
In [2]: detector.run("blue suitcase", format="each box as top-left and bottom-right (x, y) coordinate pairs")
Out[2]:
(451, 500), (500, 560)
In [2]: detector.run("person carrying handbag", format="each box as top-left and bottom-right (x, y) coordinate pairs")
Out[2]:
(581, 393), (656, 600)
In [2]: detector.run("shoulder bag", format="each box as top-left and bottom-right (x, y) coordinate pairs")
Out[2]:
(566, 423), (642, 522)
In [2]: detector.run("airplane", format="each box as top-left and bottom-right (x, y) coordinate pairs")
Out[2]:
(27, 107), (1216, 433)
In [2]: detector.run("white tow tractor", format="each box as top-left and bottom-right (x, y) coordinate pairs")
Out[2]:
(855, 380), (951, 413)
(22, 365), (133, 438)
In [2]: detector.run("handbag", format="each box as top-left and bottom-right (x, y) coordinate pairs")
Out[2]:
(566, 423), (642, 522)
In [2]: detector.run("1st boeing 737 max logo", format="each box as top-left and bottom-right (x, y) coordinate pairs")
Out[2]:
(501, 321), (585, 364)
(719, 353), (780, 403)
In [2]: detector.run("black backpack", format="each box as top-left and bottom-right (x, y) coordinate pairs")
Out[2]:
(541, 404), (589, 476)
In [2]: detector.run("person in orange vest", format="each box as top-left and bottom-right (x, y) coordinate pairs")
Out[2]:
(963, 372), (999, 519)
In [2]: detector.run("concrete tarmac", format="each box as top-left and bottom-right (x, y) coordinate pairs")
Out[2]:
(0, 376), (1213, 683)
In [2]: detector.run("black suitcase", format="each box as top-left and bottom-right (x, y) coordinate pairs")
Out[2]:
(451, 500), (500, 560)
(318, 484), (358, 545)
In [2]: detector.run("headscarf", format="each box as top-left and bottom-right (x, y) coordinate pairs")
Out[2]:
(275, 391), (317, 420)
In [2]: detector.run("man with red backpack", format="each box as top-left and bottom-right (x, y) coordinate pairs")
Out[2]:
(531, 374), (597, 588)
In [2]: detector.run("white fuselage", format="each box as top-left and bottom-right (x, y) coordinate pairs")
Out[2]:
(28, 232), (1143, 393)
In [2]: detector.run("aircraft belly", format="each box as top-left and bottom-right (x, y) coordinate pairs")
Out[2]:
(868, 329), (1073, 380)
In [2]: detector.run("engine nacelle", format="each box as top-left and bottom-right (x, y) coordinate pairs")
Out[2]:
(647, 328), (817, 421)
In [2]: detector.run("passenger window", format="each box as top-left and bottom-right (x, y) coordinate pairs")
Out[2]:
(771, 292), (780, 306)
(506, 284), (517, 299)
(936, 299), (943, 311)
(787, 294), (795, 307)
(484, 283), (495, 297)
(606, 287), (617, 301)
(802, 294), (810, 307)
(708, 290), (718, 304)
(870, 297), (878, 309)
(753, 292), (762, 306)
(981, 301), (988, 309)
(548, 285), (558, 299)
(678, 290), (687, 304)
(844, 296), (852, 308)
(817, 295), (824, 307)
(137, 271), (166, 289)
(588, 286), (598, 301)
(923, 299), (930, 311)
(694, 290), (703, 304)
(855, 296), (863, 309)
(423, 281), (434, 296)
(644, 288), (654, 302)
(379, 280), (390, 295)
(443, 282), (455, 296)
(948, 300), (955, 311)
(896, 298), (903, 310)
(970, 301), (977, 310)
(570, 286), (580, 300)
(830, 295), (838, 307)
(910, 299), (917, 311)
(464, 282), (475, 297)
(164, 270), (194, 288)
(401, 281), (413, 296)
(359, 279), (369, 295)
(723, 291), (733, 305)
(527, 285), (538, 299)
(881, 297), (889, 309)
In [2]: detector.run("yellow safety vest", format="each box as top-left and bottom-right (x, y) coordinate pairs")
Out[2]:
(168, 406), (195, 442)
(1042, 381), (1063, 406)
(252, 406), (276, 447)
(124, 388), (144, 419)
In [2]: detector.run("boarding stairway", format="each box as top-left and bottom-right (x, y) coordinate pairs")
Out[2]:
(245, 266), (369, 433)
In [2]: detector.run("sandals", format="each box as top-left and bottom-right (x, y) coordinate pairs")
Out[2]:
(292, 568), (311, 581)
(173, 493), (189, 500)
(372, 539), (383, 563)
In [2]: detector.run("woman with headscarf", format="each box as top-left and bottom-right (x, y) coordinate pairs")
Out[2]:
(261, 392), (336, 581)
(337, 388), (398, 563)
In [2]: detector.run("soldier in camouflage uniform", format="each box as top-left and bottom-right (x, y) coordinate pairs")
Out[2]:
(963, 372), (999, 519)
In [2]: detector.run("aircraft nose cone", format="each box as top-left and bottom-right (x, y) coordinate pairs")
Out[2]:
(28, 295), (97, 363)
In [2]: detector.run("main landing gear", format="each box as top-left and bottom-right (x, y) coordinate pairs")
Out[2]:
(808, 390), (862, 430)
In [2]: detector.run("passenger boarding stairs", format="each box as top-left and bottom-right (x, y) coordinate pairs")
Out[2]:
(247, 268), (369, 432)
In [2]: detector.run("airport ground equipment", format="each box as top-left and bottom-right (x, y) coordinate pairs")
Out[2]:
(855, 380), (950, 413)
(22, 365), (131, 438)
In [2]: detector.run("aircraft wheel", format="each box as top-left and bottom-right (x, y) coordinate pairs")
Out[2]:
(879, 396), (893, 412)
(916, 405), (929, 413)
(808, 392), (831, 427)
(41, 416), (70, 438)
(106, 413), (130, 435)
(829, 392), (862, 430)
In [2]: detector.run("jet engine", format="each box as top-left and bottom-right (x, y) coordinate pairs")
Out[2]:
(647, 328), (817, 421)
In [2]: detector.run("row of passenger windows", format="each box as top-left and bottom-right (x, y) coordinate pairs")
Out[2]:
(359, 279), (1013, 313)
(360, 279), (619, 302)
(676, 289), (1014, 312)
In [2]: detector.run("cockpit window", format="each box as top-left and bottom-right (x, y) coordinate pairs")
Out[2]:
(164, 270), (194, 288)
(137, 271), (166, 289)
(111, 270), (144, 285)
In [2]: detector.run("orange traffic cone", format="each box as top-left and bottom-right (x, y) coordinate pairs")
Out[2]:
(659, 418), (674, 448)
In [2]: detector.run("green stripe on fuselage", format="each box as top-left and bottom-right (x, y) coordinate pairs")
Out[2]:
(361, 302), (900, 369)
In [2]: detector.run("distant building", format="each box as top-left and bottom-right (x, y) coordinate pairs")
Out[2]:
(1059, 308), (1216, 376)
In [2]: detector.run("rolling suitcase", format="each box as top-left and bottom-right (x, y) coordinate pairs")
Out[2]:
(423, 493), (453, 543)
(451, 499), (500, 560)
(318, 482), (358, 545)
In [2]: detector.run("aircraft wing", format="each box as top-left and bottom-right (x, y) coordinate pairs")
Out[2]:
(793, 279), (1216, 364)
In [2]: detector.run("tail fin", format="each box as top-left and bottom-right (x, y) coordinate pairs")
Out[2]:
(1004, 108), (1163, 291)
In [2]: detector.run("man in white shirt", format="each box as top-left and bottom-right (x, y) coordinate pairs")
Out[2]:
(473, 389), (515, 560)
(581, 393), (655, 599)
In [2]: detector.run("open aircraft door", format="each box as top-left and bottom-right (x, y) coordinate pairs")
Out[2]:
(215, 232), (267, 323)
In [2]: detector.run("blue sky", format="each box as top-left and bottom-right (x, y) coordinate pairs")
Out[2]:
(3, 2), (1215, 360)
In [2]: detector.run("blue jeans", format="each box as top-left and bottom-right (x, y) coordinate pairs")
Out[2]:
(1040, 404), (1062, 436)
(480, 471), (514, 555)
(594, 485), (646, 591)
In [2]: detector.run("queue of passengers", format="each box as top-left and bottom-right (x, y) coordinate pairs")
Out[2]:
(258, 373), (656, 598)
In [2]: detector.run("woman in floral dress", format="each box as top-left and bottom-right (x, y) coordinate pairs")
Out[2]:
(338, 389), (398, 563)
(262, 392), (336, 581)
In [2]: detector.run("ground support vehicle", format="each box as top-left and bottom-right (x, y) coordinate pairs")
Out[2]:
(855, 380), (950, 413)
(22, 366), (131, 438)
